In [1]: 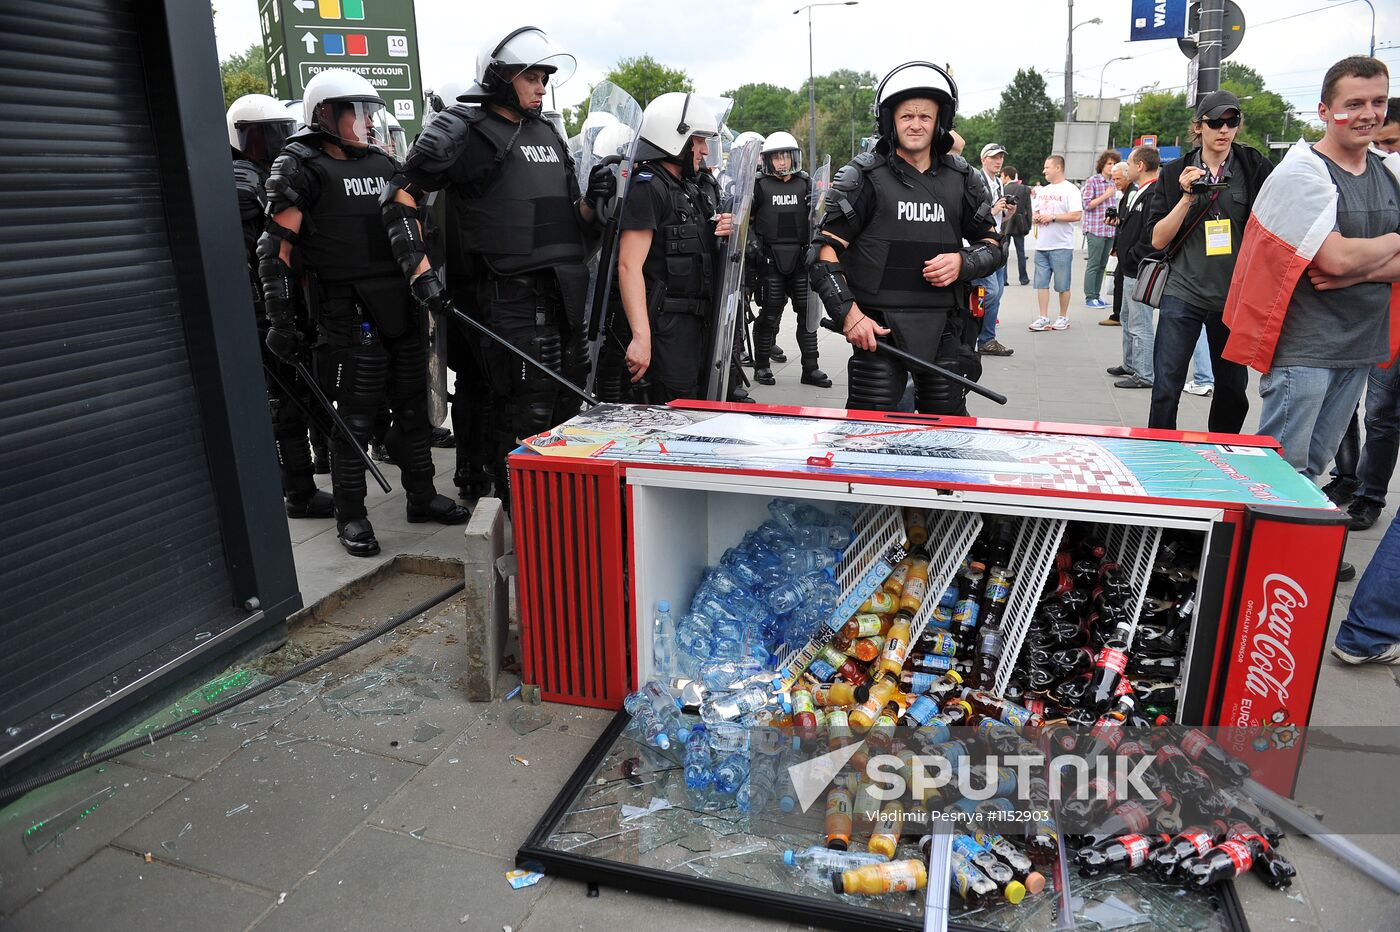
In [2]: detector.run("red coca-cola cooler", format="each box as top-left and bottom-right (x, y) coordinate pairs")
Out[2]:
(509, 401), (1344, 794)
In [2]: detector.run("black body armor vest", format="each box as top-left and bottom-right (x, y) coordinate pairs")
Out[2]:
(843, 155), (966, 311)
(752, 173), (810, 275)
(639, 167), (716, 315)
(298, 145), (402, 284)
(449, 112), (584, 276)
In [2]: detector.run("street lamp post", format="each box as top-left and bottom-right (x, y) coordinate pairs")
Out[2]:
(794, 1), (858, 175)
(1326, 0), (1375, 56)
(841, 83), (873, 157)
(1093, 56), (1132, 149)
(1064, 4), (1103, 123)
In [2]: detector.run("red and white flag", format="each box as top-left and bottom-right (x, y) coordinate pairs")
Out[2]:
(1222, 140), (1400, 373)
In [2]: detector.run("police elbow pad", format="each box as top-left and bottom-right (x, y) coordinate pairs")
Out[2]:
(265, 153), (309, 213)
(960, 242), (1004, 281)
(256, 233), (296, 326)
(810, 260), (855, 323)
(381, 191), (430, 279)
(406, 108), (471, 175)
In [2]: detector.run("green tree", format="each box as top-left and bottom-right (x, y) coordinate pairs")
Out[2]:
(1111, 91), (1193, 149)
(603, 56), (693, 109)
(995, 69), (1056, 181)
(220, 42), (269, 108)
(726, 83), (800, 136)
(955, 109), (1000, 163)
(794, 69), (879, 162)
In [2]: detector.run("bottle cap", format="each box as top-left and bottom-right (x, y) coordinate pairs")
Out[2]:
(1004, 880), (1027, 904)
(658, 600), (670, 612)
(783, 850), (795, 865)
(831, 873), (846, 894)
(828, 838), (848, 851)
(1023, 871), (1046, 895)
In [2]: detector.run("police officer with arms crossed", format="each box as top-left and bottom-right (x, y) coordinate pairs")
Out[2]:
(748, 131), (831, 389)
(810, 62), (1003, 414)
(260, 70), (469, 557)
(612, 92), (735, 402)
(380, 27), (612, 509)
(228, 93), (334, 520)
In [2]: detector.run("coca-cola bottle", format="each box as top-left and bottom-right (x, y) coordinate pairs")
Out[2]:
(1176, 727), (1252, 786)
(1076, 796), (1177, 848)
(1059, 776), (1118, 826)
(1050, 672), (1093, 708)
(1085, 621), (1133, 713)
(1178, 837), (1255, 889)
(1128, 653), (1183, 677)
(1077, 833), (1171, 877)
(1228, 823), (1296, 889)
(1048, 646), (1095, 677)
(1149, 821), (1227, 880)
(1216, 787), (1286, 847)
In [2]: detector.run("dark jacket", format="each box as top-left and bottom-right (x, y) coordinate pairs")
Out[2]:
(1143, 142), (1273, 258)
(1113, 180), (1159, 279)
(1003, 180), (1032, 237)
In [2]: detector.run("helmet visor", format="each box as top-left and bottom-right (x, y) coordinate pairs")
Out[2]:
(320, 99), (385, 147)
(494, 29), (577, 88)
(236, 119), (296, 163)
(765, 148), (802, 175)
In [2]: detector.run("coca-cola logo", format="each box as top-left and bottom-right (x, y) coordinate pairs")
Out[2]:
(1244, 574), (1305, 704)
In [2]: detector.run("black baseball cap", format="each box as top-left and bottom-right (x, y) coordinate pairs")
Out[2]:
(1194, 90), (1241, 120)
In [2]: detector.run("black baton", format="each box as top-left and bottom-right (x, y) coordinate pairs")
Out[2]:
(446, 306), (599, 408)
(819, 318), (1008, 406)
(290, 360), (394, 493)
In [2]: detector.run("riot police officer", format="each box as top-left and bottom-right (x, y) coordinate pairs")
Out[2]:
(810, 62), (1004, 415)
(228, 93), (333, 520)
(610, 93), (734, 403)
(380, 27), (611, 509)
(749, 131), (830, 389)
(259, 69), (469, 557)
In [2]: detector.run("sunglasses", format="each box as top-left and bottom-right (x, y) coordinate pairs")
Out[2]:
(1203, 114), (1242, 129)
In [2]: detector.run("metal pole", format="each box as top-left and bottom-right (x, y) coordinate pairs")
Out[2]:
(850, 85), (857, 157)
(1064, 0), (1074, 123)
(1197, 0), (1224, 103)
(807, 7), (817, 177)
(1366, 0), (1376, 56)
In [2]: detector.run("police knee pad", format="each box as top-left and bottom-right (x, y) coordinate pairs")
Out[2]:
(846, 349), (904, 411)
(759, 273), (788, 315)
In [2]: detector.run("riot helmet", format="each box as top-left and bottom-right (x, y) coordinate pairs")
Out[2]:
(760, 130), (802, 176)
(424, 80), (469, 118)
(373, 111), (408, 163)
(302, 69), (385, 155)
(591, 121), (635, 159)
(635, 92), (728, 180)
(541, 109), (568, 141)
(872, 61), (958, 157)
(461, 27), (576, 115)
(732, 131), (765, 150)
(227, 93), (296, 166)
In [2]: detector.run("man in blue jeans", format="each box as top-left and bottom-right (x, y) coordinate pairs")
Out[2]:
(974, 143), (1016, 356)
(1332, 512), (1400, 664)
(1345, 362), (1400, 530)
(1143, 91), (1273, 431)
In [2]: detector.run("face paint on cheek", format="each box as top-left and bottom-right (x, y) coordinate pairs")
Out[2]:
(1334, 113), (1351, 124)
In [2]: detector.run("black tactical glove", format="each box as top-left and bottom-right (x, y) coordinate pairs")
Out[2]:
(265, 326), (300, 363)
(586, 163), (617, 207)
(411, 269), (457, 319)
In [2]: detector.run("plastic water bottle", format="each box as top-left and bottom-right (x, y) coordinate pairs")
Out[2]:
(766, 573), (821, 615)
(640, 680), (684, 744)
(698, 658), (765, 691)
(739, 757), (778, 813)
(684, 725), (714, 791)
(622, 692), (670, 749)
(713, 752), (750, 795)
(783, 846), (888, 879)
(652, 601), (677, 680)
(779, 548), (839, 575)
(705, 720), (751, 754)
(700, 684), (776, 724)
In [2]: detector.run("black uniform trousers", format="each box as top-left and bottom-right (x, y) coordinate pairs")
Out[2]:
(316, 285), (436, 522)
(262, 355), (318, 502)
(846, 307), (976, 416)
(753, 259), (818, 371)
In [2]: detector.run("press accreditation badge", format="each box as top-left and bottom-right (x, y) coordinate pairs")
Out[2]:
(1205, 219), (1232, 256)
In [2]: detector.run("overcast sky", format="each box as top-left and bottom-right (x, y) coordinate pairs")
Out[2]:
(214, 0), (1395, 126)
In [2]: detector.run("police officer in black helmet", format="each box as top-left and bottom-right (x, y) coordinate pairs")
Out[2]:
(811, 62), (1004, 414)
(749, 131), (830, 389)
(228, 94), (334, 521)
(260, 69), (469, 557)
(381, 27), (612, 510)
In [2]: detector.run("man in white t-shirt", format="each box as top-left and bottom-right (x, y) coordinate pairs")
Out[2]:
(1029, 154), (1084, 331)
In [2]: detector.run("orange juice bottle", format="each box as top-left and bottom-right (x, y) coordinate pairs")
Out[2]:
(834, 859), (928, 895)
(841, 613), (885, 641)
(812, 681), (860, 707)
(849, 674), (900, 729)
(824, 774), (857, 850)
(859, 589), (897, 616)
(849, 635), (885, 663)
(899, 556), (931, 614)
(868, 799), (906, 859)
(878, 611), (913, 679)
(905, 508), (930, 547)
(882, 558), (914, 597)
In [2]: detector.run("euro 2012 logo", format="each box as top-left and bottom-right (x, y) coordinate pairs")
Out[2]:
(1252, 709), (1300, 751)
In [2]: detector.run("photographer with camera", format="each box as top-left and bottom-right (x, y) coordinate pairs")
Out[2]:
(1143, 91), (1273, 432)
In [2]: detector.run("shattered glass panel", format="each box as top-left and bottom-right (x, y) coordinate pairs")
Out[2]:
(538, 715), (1233, 931)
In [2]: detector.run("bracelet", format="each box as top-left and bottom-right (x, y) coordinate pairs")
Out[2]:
(843, 314), (864, 334)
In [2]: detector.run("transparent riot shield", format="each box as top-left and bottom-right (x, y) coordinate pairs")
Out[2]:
(805, 155), (831, 332)
(579, 82), (643, 393)
(427, 309), (449, 428)
(702, 135), (760, 401)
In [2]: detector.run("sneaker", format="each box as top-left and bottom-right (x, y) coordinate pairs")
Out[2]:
(978, 339), (1015, 357)
(1099, 316), (1121, 326)
(1028, 316), (1052, 332)
(1330, 641), (1400, 665)
(1348, 499), (1383, 531)
(1322, 475), (1360, 507)
(1085, 298), (1107, 309)
(1051, 316), (1070, 331)
(1183, 381), (1214, 397)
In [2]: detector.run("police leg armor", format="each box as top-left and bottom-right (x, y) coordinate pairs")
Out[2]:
(788, 268), (831, 388)
(383, 318), (469, 525)
(266, 363), (333, 518)
(319, 324), (389, 556)
(552, 265), (591, 426)
(752, 264), (785, 385)
(884, 309), (968, 416)
(477, 275), (567, 511)
(846, 334), (907, 413)
(446, 302), (494, 499)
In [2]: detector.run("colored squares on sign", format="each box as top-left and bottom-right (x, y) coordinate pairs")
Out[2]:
(342, 0), (365, 19)
(322, 33), (345, 55)
(345, 34), (368, 56)
(317, 0), (340, 18)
